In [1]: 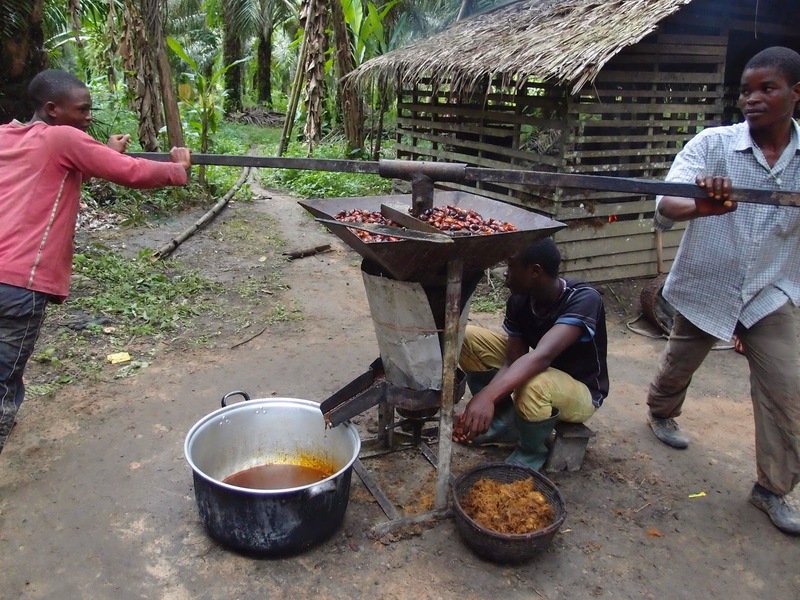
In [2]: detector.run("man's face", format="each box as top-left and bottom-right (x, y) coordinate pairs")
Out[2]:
(504, 255), (534, 295)
(738, 66), (800, 132)
(47, 87), (93, 131)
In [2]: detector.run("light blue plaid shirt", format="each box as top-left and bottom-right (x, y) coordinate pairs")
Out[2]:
(654, 121), (800, 341)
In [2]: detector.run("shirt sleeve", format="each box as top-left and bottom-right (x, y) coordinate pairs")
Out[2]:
(47, 126), (188, 188)
(655, 133), (710, 232)
(554, 287), (603, 340)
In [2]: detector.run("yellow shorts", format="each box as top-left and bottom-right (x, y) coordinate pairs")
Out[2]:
(460, 325), (597, 423)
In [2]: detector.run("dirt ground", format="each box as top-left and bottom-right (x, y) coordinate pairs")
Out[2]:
(1, 179), (799, 600)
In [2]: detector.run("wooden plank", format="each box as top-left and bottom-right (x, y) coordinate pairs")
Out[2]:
(555, 219), (655, 242)
(573, 118), (720, 128)
(564, 162), (675, 174)
(609, 53), (725, 65)
(560, 228), (685, 260)
(586, 89), (725, 100)
(398, 130), (562, 167)
(572, 133), (694, 144)
(594, 72), (721, 84)
(567, 102), (722, 115)
(653, 33), (728, 45)
(555, 199), (656, 219)
(564, 246), (679, 272)
(630, 43), (727, 56)
(564, 147), (685, 160)
(398, 103), (564, 127)
(397, 116), (521, 139)
(561, 258), (674, 283)
(395, 143), (555, 173)
(423, 180), (559, 212)
(728, 19), (800, 35)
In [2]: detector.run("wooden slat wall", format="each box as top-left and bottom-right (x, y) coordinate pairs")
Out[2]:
(394, 0), (800, 282)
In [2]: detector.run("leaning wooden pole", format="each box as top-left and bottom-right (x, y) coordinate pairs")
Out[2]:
(435, 257), (463, 510)
(278, 26), (309, 156)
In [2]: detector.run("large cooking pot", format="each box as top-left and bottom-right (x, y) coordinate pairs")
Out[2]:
(184, 392), (361, 555)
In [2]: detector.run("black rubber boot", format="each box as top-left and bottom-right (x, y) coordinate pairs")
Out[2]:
(464, 370), (517, 446)
(505, 408), (560, 471)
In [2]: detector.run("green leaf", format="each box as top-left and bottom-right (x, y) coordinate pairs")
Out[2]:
(167, 36), (199, 72)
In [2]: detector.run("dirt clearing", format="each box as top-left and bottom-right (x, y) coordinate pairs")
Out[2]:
(1, 179), (798, 599)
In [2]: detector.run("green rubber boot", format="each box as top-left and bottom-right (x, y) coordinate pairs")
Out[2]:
(505, 408), (561, 471)
(465, 370), (517, 446)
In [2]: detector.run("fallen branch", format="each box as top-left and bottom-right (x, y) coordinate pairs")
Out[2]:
(152, 167), (252, 260)
(230, 324), (269, 350)
(282, 243), (331, 259)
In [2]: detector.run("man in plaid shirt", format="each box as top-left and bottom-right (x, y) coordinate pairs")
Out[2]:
(647, 46), (800, 535)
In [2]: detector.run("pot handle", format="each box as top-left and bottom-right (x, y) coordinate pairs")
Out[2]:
(304, 478), (337, 498)
(221, 390), (251, 407)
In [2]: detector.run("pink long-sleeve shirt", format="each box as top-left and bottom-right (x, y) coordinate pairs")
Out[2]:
(0, 121), (188, 301)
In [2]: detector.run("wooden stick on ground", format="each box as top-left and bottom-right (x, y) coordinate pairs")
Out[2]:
(152, 167), (251, 260)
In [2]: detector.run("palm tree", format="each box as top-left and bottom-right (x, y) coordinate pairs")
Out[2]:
(0, 0), (47, 123)
(224, 0), (299, 106)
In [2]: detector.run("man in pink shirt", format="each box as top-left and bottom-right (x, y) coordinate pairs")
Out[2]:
(0, 69), (192, 454)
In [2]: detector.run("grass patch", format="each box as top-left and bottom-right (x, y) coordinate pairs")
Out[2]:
(65, 245), (220, 336)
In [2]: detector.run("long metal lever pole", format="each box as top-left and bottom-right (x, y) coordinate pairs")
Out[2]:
(128, 154), (800, 207)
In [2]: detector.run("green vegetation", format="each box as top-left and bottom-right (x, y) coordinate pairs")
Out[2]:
(258, 137), (393, 198)
(66, 245), (220, 336)
(470, 275), (509, 314)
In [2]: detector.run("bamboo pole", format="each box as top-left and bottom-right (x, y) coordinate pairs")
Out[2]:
(152, 167), (251, 259)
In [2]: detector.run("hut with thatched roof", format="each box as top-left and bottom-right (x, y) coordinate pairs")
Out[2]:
(352, 0), (800, 281)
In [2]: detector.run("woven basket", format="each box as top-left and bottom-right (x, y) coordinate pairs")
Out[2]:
(452, 462), (566, 563)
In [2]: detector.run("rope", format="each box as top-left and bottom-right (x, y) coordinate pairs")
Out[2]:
(625, 313), (733, 351)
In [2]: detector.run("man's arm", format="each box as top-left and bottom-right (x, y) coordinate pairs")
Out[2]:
(658, 175), (737, 221)
(49, 126), (190, 188)
(457, 324), (582, 438)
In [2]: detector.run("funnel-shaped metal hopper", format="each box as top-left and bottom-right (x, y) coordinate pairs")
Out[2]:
(300, 190), (565, 285)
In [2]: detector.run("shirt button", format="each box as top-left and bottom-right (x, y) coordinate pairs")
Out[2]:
(776, 178), (782, 185)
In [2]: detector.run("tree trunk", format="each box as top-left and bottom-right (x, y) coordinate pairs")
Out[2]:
(121, 1), (162, 150)
(222, 0), (243, 114)
(301, 0), (328, 150)
(141, 0), (184, 148)
(255, 29), (273, 106)
(0, 0), (47, 123)
(330, 0), (363, 153)
(157, 51), (184, 148)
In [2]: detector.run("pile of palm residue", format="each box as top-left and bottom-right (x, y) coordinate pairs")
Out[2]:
(461, 477), (554, 534)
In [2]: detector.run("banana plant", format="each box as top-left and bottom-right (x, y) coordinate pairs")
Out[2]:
(167, 35), (248, 185)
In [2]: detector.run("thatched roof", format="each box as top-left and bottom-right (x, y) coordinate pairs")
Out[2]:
(350, 0), (694, 95)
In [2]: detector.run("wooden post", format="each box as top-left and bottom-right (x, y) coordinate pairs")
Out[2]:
(434, 258), (463, 509)
(278, 32), (309, 157)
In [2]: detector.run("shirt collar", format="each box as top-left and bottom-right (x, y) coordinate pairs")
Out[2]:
(734, 119), (800, 153)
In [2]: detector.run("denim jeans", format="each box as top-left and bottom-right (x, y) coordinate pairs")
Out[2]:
(0, 283), (49, 454)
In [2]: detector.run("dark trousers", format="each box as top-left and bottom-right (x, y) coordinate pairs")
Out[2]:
(648, 304), (800, 495)
(0, 283), (49, 454)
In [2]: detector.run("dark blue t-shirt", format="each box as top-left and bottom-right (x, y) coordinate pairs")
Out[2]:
(503, 279), (609, 407)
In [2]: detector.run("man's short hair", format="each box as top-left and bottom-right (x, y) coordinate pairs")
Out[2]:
(745, 46), (800, 86)
(28, 70), (87, 109)
(517, 238), (561, 278)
